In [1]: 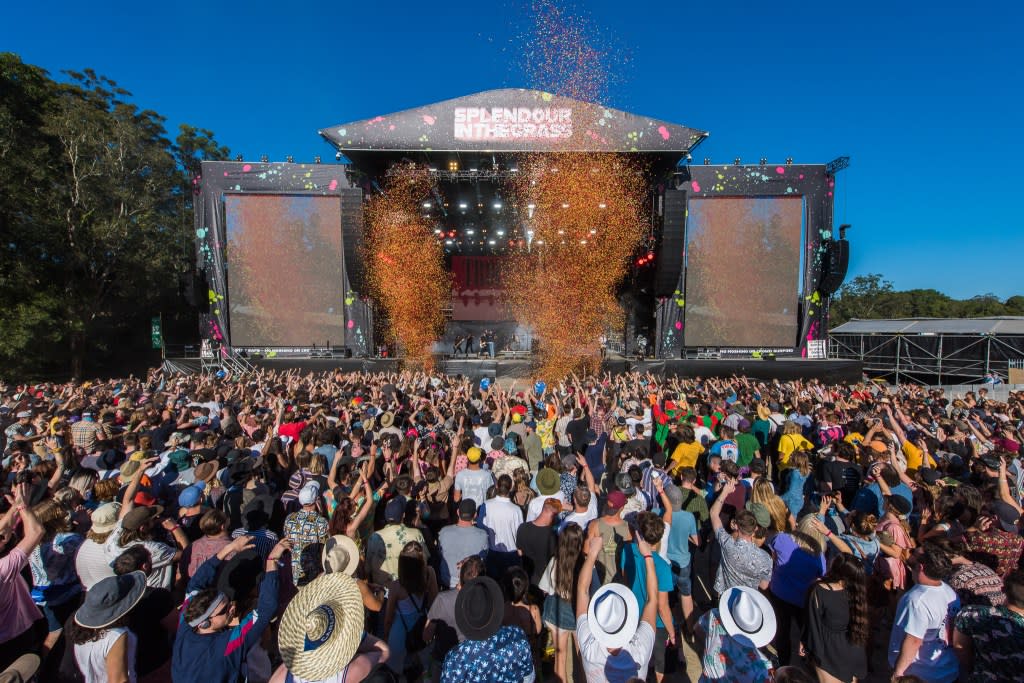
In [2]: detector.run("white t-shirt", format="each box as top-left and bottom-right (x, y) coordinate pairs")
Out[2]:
(558, 495), (598, 534)
(526, 492), (567, 523)
(480, 496), (524, 552)
(75, 538), (115, 590)
(104, 522), (176, 589)
(577, 614), (655, 683)
(454, 468), (494, 509)
(887, 582), (960, 683)
(75, 626), (137, 683)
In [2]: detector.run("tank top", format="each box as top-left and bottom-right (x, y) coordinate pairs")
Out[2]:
(74, 627), (137, 683)
(596, 517), (629, 585)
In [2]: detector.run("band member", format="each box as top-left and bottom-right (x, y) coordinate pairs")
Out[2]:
(453, 335), (464, 356)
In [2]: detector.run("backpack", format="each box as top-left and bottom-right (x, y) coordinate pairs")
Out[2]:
(400, 594), (429, 653)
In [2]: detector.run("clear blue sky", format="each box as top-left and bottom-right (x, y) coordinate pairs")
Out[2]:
(4, 0), (1022, 299)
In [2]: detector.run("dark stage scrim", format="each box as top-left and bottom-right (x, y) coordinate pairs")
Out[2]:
(684, 196), (804, 347)
(225, 194), (345, 346)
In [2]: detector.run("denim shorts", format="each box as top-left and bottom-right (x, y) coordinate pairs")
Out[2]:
(542, 594), (576, 631)
(671, 561), (692, 597)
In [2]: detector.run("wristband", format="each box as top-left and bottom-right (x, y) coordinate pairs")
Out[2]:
(825, 530), (832, 537)
(643, 554), (653, 560)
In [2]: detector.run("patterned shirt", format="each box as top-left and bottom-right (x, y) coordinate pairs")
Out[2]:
(441, 625), (534, 683)
(948, 561), (1007, 607)
(964, 527), (1024, 578)
(366, 523), (428, 580)
(953, 604), (1024, 682)
(283, 510), (328, 586)
(70, 419), (105, 452)
(713, 527), (772, 594)
(697, 608), (773, 682)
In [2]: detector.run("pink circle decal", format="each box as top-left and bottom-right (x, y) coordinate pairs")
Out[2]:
(691, 180), (701, 192)
(242, 164), (252, 172)
(775, 166), (785, 174)
(347, 320), (355, 329)
(675, 321), (683, 330)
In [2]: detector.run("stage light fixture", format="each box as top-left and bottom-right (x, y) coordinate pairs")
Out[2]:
(434, 228), (442, 234)
(493, 202), (502, 209)
(459, 202), (468, 210)
(235, 154), (243, 162)
(315, 156), (322, 164)
(590, 229), (597, 234)
(496, 229), (505, 236)
(703, 158), (710, 165)
(527, 203), (536, 209)
(759, 158), (767, 165)
(448, 160), (459, 171)
(733, 158), (741, 165)
(286, 156), (294, 163)
(536, 239), (545, 245)
(445, 239), (453, 245)
(260, 155), (269, 163)
(466, 229), (475, 235)
(598, 203), (607, 209)
(526, 229), (535, 236)
(422, 202), (432, 209)
(558, 229), (565, 235)
(580, 239), (587, 245)
(488, 239), (496, 245)
(786, 157), (793, 165)
(335, 152), (343, 161)
(561, 202), (569, 208)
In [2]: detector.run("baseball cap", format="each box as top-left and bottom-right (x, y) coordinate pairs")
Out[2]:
(385, 496), (407, 523)
(177, 485), (205, 508)
(606, 490), (627, 512)
(298, 481), (321, 506)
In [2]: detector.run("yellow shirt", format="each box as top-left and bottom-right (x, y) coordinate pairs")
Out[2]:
(777, 433), (814, 468)
(670, 441), (705, 472)
(901, 440), (936, 471)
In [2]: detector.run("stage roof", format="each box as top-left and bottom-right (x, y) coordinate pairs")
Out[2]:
(832, 317), (1024, 336)
(319, 88), (708, 155)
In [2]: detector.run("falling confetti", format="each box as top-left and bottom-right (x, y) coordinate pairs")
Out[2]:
(365, 164), (450, 369)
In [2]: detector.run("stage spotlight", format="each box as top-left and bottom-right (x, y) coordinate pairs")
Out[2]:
(733, 158), (741, 165)
(561, 202), (569, 208)
(493, 202), (502, 209)
(422, 202), (432, 209)
(703, 158), (710, 165)
(759, 158), (767, 165)
(598, 203), (607, 209)
(459, 202), (468, 210)
(466, 229), (475, 235)
(448, 160), (459, 171)
(314, 156), (321, 164)
(685, 153), (693, 162)
(496, 229), (505, 236)
(445, 239), (453, 245)
(235, 154), (243, 162)
(488, 239), (496, 245)
(527, 203), (536, 209)
(786, 157), (793, 165)
(335, 152), (343, 160)
(260, 155), (269, 163)
(286, 156), (294, 163)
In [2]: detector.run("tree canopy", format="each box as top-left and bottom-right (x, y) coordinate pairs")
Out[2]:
(830, 274), (1024, 327)
(0, 53), (229, 378)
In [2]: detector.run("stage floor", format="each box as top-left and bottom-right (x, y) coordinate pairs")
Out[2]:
(166, 355), (862, 382)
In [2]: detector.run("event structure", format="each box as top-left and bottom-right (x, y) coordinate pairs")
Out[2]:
(188, 89), (857, 379)
(830, 317), (1024, 384)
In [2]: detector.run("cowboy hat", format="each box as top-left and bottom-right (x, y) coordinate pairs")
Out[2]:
(717, 586), (776, 649)
(378, 411), (395, 428)
(322, 534), (360, 576)
(279, 572), (365, 681)
(587, 582), (640, 650)
(455, 576), (505, 641)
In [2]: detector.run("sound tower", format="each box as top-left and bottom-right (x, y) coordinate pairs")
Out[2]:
(818, 239), (850, 294)
(654, 190), (687, 297)
(340, 188), (365, 291)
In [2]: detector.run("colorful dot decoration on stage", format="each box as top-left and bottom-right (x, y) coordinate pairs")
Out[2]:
(365, 164), (451, 369)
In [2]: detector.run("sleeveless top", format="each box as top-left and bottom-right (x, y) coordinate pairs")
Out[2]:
(74, 627), (137, 683)
(596, 517), (629, 585)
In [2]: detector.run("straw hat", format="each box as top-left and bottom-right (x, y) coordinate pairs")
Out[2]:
(90, 502), (121, 535)
(279, 572), (365, 681)
(718, 586), (776, 648)
(756, 404), (772, 421)
(322, 534), (360, 576)
(587, 583), (640, 650)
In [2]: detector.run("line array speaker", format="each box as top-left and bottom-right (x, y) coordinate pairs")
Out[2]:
(819, 238), (850, 295)
(654, 190), (687, 297)
(341, 188), (366, 291)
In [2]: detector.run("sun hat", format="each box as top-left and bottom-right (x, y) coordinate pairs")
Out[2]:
(121, 505), (163, 531)
(193, 460), (219, 484)
(322, 534), (360, 576)
(89, 502), (121, 534)
(217, 549), (264, 600)
(587, 582), (640, 650)
(466, 446), (483, 463)
(298, 481), (321, 506)
(490, 436), (505, 452)
(178, 484), (205, 508)
(614, 472), (636, 496)
(279, 572), (365, 681)
(886, 495), (912, 517)
(718, 586), (776, 648)
(536, 467), (560, 495)
(119, 459), (142, 479)
(867, 440), (889, 454)
(74, 571), (146, 628)
(378, 411), (395, 429)
(0, 653), (40, 683)
(455, 576), (505, 641)
(242, 494), (275, 531)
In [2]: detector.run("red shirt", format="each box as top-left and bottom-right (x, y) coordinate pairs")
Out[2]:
(278, 421), (307, 441)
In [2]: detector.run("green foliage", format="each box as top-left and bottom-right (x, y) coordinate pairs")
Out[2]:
(830, 273), (1023, 327)
(0, 53), (229, 378)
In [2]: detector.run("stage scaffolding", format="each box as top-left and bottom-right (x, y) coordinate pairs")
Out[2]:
(829, 317), (1024, 384)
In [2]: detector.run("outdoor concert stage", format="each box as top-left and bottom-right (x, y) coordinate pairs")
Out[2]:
(168, 354), (862, 382)
(191, 88), (850, 367)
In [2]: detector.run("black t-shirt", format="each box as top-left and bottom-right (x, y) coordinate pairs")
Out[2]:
(130, 586), (175, 675)
(566, 417), (590, 453)
(145, 420), (176, 452)
(819, 459), (863, 507)
(515, 522), (557, 586)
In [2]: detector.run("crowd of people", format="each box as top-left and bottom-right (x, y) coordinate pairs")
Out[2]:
(1, 368), (1023, 683)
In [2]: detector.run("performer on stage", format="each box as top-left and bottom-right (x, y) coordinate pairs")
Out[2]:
(453, 335), (464, 356)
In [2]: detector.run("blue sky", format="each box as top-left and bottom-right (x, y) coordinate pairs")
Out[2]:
(4, 0), (1022, 299)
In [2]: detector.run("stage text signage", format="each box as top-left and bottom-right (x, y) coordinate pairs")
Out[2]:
(453, 107), (573, 141)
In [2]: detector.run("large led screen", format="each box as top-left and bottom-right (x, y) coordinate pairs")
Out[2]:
(683, 196), (803, 347)
(225, 194), (345, 346)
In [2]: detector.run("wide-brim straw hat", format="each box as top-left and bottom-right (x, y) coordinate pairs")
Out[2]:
(322, 534), (360, 576)
(279, 572), (365, 681)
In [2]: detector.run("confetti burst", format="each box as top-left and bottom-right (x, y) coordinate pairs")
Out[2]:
(365, 164), (450, 369)
(506, 153), (647, 378)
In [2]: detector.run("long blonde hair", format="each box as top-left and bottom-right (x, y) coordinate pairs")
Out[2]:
(752, 478), (791, 532)
(789, 450), (812, 477)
